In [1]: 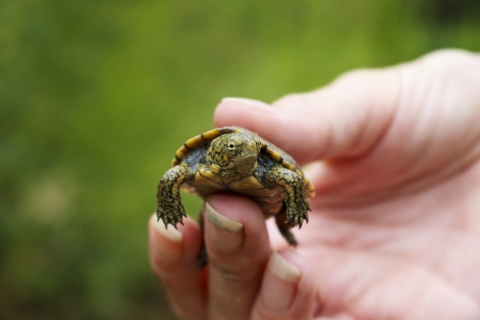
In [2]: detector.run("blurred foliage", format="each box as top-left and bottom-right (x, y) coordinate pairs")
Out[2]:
(0, 0), (479, 319)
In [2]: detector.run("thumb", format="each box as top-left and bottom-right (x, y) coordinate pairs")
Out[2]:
(214, 68), (399, 165)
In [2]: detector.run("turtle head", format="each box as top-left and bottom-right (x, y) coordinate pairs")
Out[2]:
(207, 132), (261, 177)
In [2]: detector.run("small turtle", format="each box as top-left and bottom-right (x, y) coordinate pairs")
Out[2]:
(157, 127), (315, 264)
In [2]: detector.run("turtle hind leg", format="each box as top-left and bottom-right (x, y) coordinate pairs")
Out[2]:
(197, 208), (208, 269)
(197, 246), (208, 269)
(275, 206), (298, 246)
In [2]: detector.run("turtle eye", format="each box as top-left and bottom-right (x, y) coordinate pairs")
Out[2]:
(226, 141), (237, 152)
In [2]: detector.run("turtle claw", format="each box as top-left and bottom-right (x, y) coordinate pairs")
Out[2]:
(286, 199), (310, 230)
(156, 202), (186, 229)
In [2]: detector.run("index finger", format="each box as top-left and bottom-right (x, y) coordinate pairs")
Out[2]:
(214, 67), (398, 165)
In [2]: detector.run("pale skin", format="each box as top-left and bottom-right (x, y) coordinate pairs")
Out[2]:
(149, 49), (480, 319)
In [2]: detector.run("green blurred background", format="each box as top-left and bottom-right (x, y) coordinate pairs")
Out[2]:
(1, 0), (479, 319)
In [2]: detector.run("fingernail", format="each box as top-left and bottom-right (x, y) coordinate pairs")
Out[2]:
(205, 202), (244, 253)
(150, 215), (183, 266)
(205, 202), (243, 232)
(268, 252), (301, 283)
(221, 97), (271, 109)
(154, 219), (183, 243)
(260, 252), (300, 314)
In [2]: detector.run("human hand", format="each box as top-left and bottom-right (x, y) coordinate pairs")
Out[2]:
(150, 49), (480, 319)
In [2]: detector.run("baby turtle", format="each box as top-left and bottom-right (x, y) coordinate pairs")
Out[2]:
(157, 127), (315, 258)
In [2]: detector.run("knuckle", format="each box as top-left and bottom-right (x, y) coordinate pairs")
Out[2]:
(209, 253), (265, 284)
(213, 263), (257, 284)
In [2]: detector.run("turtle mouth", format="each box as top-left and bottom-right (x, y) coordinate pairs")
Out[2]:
(232, 155), (256, 164)
(210, 155), (257, 177)
(230, 156), (257, 171)
(231, 156), (257, 175)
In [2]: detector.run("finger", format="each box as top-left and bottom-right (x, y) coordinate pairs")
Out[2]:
(251, 251), (317, 320)
(214, 67), (399, 164)
(204, 194), (271, 320)
(148, 214), (207, 320)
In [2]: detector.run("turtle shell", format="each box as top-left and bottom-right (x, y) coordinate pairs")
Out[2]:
(172, 126), (315, 202)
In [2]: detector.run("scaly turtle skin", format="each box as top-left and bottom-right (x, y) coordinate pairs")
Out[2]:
(157, 126), (315, 249)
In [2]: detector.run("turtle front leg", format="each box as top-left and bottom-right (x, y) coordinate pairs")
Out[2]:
(157, 163), (190, 228)
(266, 166), (311, 228)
